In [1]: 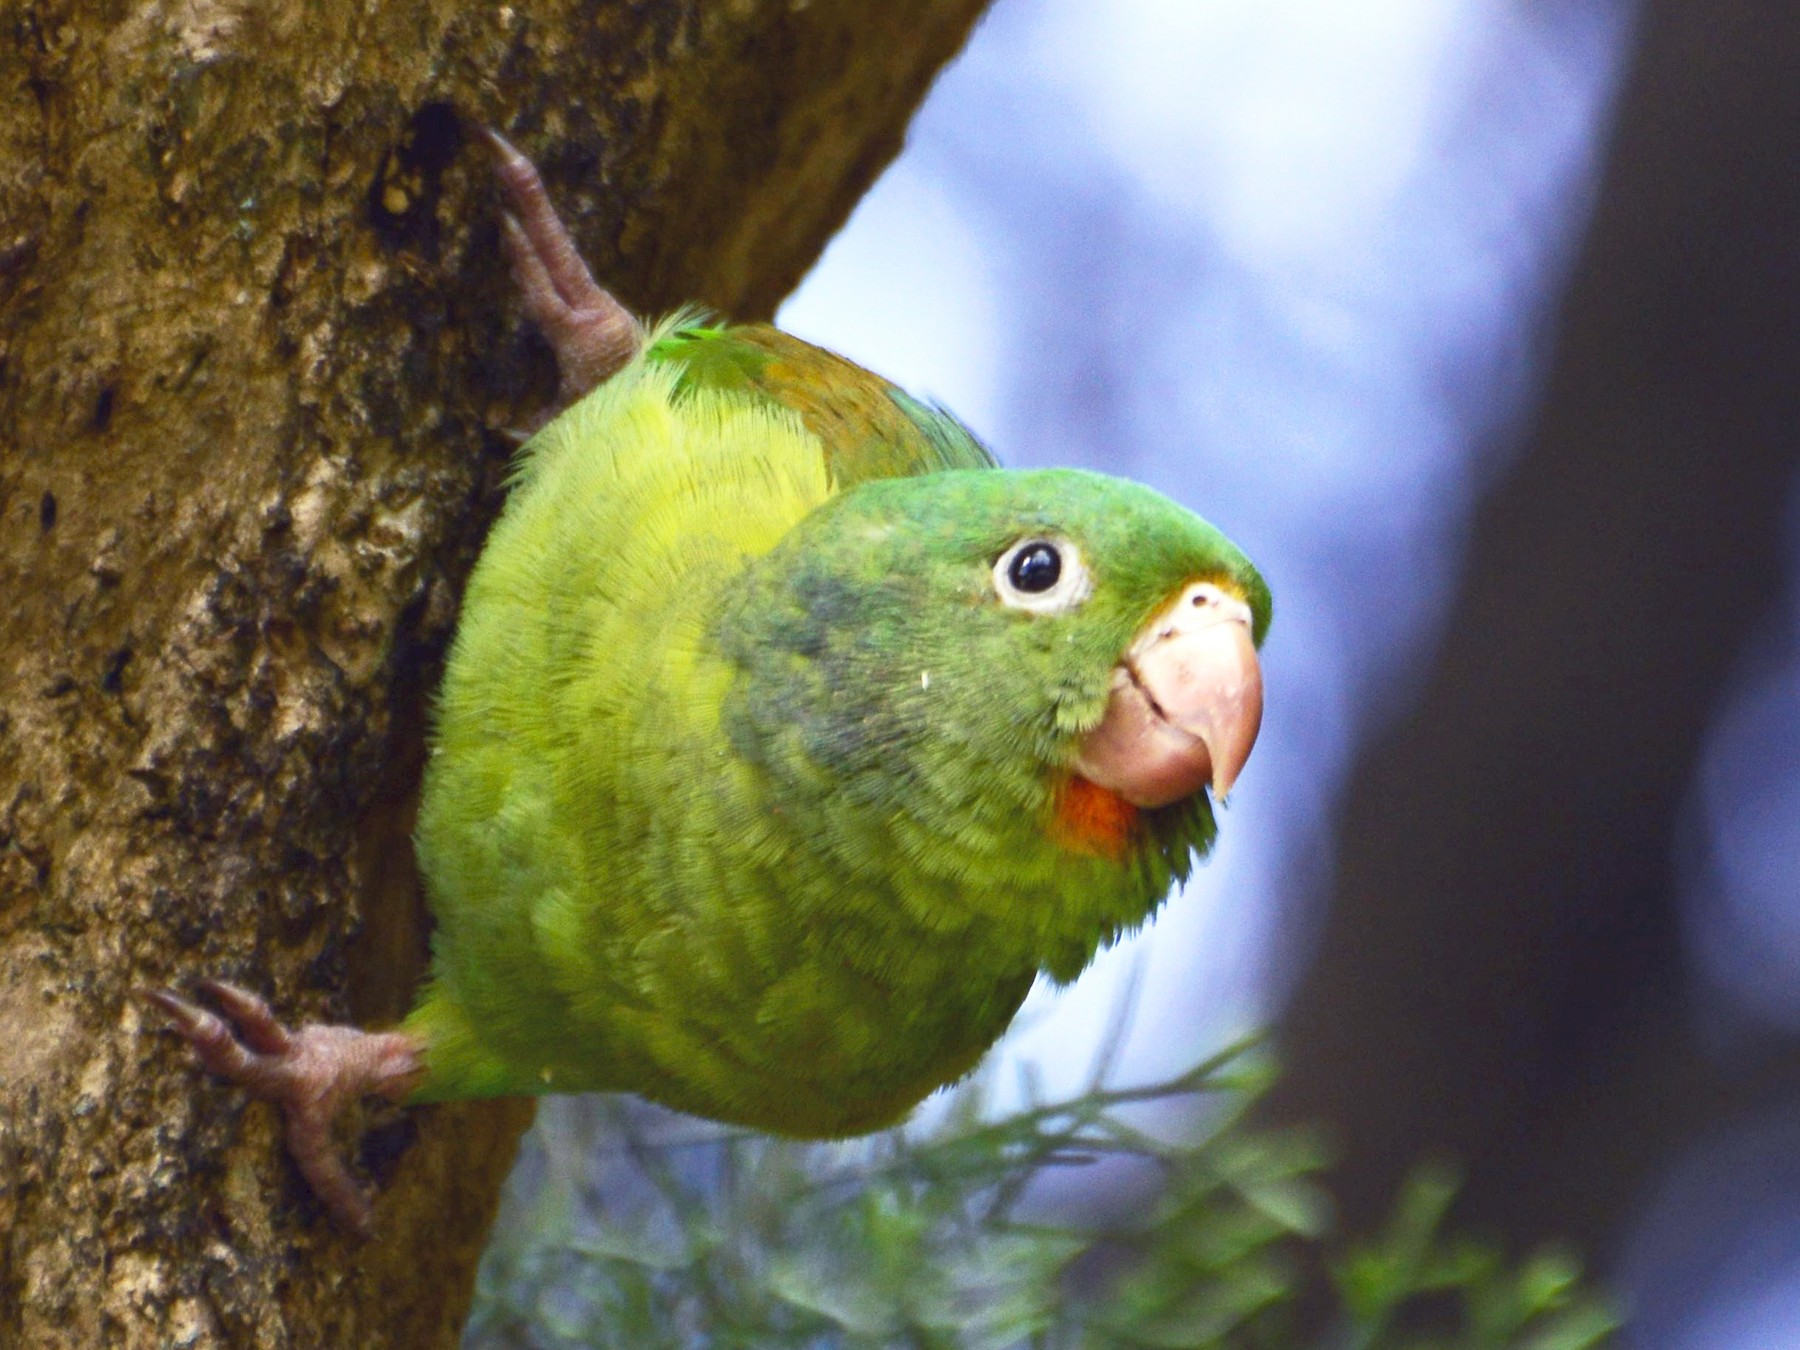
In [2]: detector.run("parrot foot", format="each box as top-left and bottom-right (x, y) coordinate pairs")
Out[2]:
(485, 127), (644, 410)
(144, 979), (424, 1237)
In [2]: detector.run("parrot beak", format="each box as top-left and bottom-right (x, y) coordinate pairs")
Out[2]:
(1072, 581), (1263, 808)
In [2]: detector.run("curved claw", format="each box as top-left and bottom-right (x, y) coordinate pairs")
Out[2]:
(195, 979), (293, 1055)
(142, 984), (425, 1237)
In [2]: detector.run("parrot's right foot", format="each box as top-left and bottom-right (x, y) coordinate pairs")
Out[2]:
(485, 127), (644, 411)
(144, 979), (424, 1236)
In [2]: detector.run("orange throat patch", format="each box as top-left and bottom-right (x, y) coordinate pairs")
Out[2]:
(1052, 775), (1140, 859)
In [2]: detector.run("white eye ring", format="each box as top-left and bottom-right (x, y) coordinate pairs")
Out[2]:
(992, 537), (1092, 614)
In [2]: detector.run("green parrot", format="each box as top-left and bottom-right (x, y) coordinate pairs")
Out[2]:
(151, 133), (1269, 1234)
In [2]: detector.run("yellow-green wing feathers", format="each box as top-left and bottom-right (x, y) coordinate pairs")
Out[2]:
(647, 320), (998, 487)
(412, 343), (835, 1101)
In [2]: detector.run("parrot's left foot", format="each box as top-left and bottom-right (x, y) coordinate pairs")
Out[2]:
(485, 127), (644, 410)
(144, 979), (423, 1236)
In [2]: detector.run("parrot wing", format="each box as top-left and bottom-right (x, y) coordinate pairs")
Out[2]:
(648, 321), (998, 488)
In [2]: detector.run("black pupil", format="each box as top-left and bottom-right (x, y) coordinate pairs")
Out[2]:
(1009, 542), (1061, 593)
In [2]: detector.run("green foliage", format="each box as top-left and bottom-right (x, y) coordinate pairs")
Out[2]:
(465, 1042), (1619, 1350)
(1327, 1164), (1621, 1350)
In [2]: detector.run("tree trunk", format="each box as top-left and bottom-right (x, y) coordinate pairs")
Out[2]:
(0, 1), (988, 1344)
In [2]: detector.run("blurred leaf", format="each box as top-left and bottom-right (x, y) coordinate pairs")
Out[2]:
(465, 1040), (1619, 1350)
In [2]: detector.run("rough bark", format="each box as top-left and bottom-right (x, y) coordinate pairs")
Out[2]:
(0, 0), (989, 1344)
(1267, 0), (1800, 1268)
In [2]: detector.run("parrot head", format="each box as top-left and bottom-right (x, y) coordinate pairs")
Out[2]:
(719, 465), (1268, 886)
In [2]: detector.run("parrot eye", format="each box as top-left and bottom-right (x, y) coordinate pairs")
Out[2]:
(993, 537), (1091, 614)
(1009, 542), (1061, 592)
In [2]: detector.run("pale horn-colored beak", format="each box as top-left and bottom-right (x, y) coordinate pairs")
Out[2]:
(1072, 581), (1264, 808)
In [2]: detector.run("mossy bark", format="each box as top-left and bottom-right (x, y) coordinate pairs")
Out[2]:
(0, 1), (988, 1344)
